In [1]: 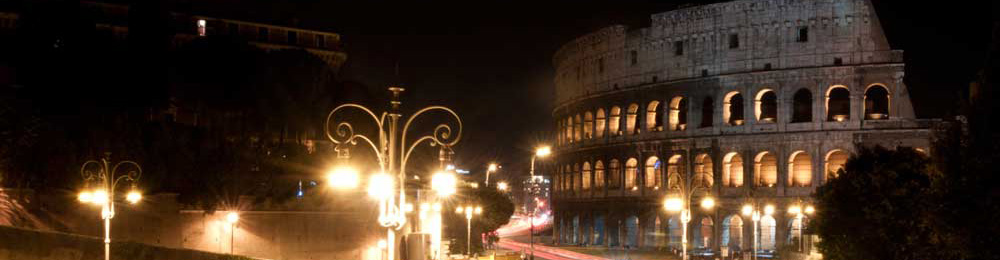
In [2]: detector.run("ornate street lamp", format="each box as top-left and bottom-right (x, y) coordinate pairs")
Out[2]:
(527, 146), (550, 259)
(662, 159), (714, 260)
(325, 87), (462, 260)
(78, 153), (142, 260)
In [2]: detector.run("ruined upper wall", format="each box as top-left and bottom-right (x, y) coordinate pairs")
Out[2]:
(553, 0), (901, 105)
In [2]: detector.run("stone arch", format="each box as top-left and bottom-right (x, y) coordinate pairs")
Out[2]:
(582, 161), (592, 190)
(668, 216), (682, 249)
(694, 153), (713, 188)
(755, 89), (778, 123)
(609, 159), (621, 188)
(826, 85), (850, 121)
(595, 160), (605, 188)
(647, 100), (663, 131)
(695, 216), (714, 249)
(645, 156), (662, 188)
(574, 114), (582, 141)
(669, 96), (688, 131)
(625, 215), (640, 248)
(584, 112), (594, 139)
(666, 155), (684, 191)
(701, 96), (715, 128)
(595, 108), (607, 138)
(722, 215), (743, 251)
(754, 151), (778, 187)
(723, 152), (744, 187)
(626, 104), (640, 135)
(787, 215), (808, 248)
(625, 158), (639, 189)
(864, 84), (890, 120)
(565, 117), (573, 143)
(824, 149), (849, 180)
(791, 88), (813, 123)
(724, 91), (745, 125)
(609, 106), (622, 136)
(573, 163), (581, 191)
(760, 215), (776, 250)
(787, 151), (813, 187)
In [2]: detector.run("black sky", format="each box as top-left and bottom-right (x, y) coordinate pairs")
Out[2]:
(164, 0), (993, 178)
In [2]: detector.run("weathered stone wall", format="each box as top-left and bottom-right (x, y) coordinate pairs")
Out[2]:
(2, 192), (382, 260)
(0, 225), (258, 260)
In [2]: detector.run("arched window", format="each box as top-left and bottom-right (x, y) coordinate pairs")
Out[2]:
(722, 215), (743, 251)
(573, 163), (581, 191)
(723, 152), (744, 187)
(582, 162), (592, 190)
(668, 217), (682, 249)
(647, 101), (663, 131)
(609, 106), (622, 136)
(595, 160), (605, 188)
(754, 151), (777, 187)
(701, 96), (714, 128)
(574, 114), (582, 141)
(669, 96), (688, 131)
(565, 117), (574, 143)
(625, 158), (639, 189)
(865, 84), (890, 120)
(695, 217), (713, 249)
(791, 88), (813, 123)
(645, 156), (662, 188)
(788, 216), (807, 248)
(826, 86), (850, 121)
(788, 151), (813, 187)
(584, 112), (594, 139)
(609, 159), (621, 188)
(667, 155), (684, 191)
(755, 89), (777, 123)
(761, 215), (776, 250)
(596, 109), (607, 138)
(825, 149), (848, 180)
(694, 154), (713, 188)
(563, 165), (571, 191)
(626, 104), (640, 135)
(724, 92), (745, 125)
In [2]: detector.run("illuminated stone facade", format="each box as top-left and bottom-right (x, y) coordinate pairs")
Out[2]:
(549, 0), (933, 255)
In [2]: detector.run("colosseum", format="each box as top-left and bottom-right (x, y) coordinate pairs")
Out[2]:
(549, 0), (934, 257)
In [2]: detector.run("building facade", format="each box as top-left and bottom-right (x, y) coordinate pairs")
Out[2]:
(549, 0), (933, 256)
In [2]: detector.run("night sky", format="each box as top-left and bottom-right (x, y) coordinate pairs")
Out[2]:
(161, 0), (992, 178)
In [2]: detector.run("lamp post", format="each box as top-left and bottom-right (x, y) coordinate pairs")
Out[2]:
(325, 87), (462, 260)
(662, 167), (714, 260)
(788, 204), (814, 253)
(528, 146), (550, 260)
(485, 163), (498, 187)
(77, 153), (142, 260)
(740, 203), (774, 260)
(456, 205), (483, 256)
(226, 212), (239, 254)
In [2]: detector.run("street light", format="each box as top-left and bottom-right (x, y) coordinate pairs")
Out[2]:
(788, 203), (815, 253)
(485, 163), (499, 187)
(528, 145), (550, 259)
(78, 153), (142, 260)
(327, 166), (360, 189)
(226, 212), (239, 254)
(325, 87), (463, 260)
(496, 181), (509, 192)
(664, 196), (715, 260)
(456, 205), (483, 256)
(742, 203), (774, 260)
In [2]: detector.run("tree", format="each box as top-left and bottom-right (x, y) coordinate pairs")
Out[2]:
(813, 146), (941, 260)
(446, 186), (515, 255)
